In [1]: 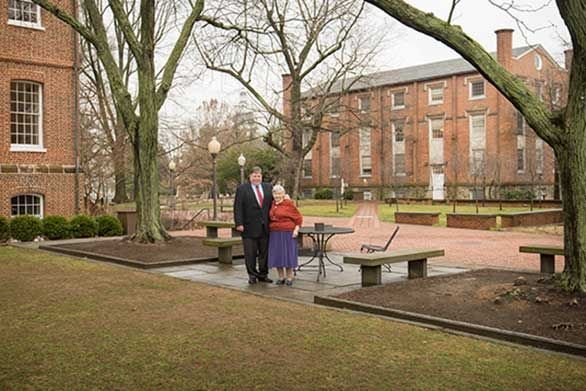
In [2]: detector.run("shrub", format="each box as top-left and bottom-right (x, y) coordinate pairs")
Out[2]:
(42, 215), (71, 240)
(9, 215), (42, 242)
(503, 189), (535, 201)
(0, 216), (10, 243)
(69, 215), (98, 238)
(342, 189), (354, 200)
(95, 215), (123, 237)
(314, 188), (333, 200)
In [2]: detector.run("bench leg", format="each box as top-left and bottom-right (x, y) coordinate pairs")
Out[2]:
(408, 258), (427, 279)
(218, 246), (233, 264)
(540, 254), (555, 274)
(206, 226), (218, 238)
(361, 265), (382, 287)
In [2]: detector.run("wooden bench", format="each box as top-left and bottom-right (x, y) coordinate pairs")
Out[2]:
(203, 237), (242, 264)
(519, 245), (564, 274)
(199, 220), (239, 238)
(344, 248), (445, 287)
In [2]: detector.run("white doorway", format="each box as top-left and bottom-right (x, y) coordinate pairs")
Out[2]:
(431, 166), (444, 200)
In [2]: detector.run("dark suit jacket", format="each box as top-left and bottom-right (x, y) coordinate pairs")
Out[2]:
(233, 182), (273, 238)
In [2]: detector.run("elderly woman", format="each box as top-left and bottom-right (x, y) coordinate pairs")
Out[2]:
(268, 184), (303, 286)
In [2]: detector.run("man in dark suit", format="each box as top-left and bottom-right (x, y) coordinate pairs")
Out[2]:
(233, 166), (273, 284)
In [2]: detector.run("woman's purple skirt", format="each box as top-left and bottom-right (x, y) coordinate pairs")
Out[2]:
(268, 231), (298, 269)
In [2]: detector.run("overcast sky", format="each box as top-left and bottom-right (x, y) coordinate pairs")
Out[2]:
(161, 0), (568, 122)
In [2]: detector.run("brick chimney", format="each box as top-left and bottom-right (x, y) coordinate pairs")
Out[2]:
(282, 74), (293, 120)
(495, 29), (514, 70)
(564, 49), (573, 71)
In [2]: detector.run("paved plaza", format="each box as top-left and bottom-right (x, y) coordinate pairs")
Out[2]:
(161, 202), (564, 303)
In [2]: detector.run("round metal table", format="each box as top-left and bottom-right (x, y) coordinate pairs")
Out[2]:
(297, 226), (354, 281)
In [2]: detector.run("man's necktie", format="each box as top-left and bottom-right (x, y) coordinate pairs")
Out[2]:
(255, 185), (264, 206)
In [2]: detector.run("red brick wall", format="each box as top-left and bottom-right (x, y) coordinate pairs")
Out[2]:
(0, 0), (79, 218)
(500, 209), (563, 228)
(395, 212), (439, 226)
(0, 172), (80, 218)
(446, 213), (497, 230)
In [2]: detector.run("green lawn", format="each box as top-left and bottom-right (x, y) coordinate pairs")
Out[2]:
(378, 203), (534, 227)
(297, 200), (357, 218)
(1, 246), (584, 390)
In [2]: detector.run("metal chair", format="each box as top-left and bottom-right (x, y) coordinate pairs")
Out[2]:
(360, 226), (400, 272)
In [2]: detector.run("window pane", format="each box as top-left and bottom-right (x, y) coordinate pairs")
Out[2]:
(517, 149), (525, 171)
(10, 81), (42, 146)
(393, 92), (405, 107)
(431, 118), (443, 138)
(471, 81), (484, 97)
(395, 154), (405, 174)
(393, 120), (404, 142)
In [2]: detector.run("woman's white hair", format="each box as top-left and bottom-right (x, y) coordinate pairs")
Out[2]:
(272, 184), (286, 194)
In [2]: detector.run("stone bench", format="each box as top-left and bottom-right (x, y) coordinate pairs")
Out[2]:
(199, 220), (239, 238)
(446, 213), (497, 230)
(203, 237), (242, 264)
(519, 244), (564, 274)
(343, 248), (445, 287)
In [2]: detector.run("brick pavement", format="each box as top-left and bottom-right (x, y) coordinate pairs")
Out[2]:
(174, 202), (565, 273)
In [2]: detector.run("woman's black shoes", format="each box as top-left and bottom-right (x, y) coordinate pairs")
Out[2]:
(285, 279), (293, 286)
(275, 279), (286, 285)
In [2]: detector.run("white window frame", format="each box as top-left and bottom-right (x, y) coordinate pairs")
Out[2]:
(358, 96), (370, 113)
(391, 91), (405, 110)
(517, 147), (525, 173)
(392, 120), (405, 143)
(302, 158), (312, 178)
(329, 132), (341, 178)
(429, 117), (444, 139)
(10, 194), (44, 218)
(468, 113), (486, 175)
(10, 81), (46, 153)
(469, 79), (485, 100)
(7, 0), (44, 30)
(534, 54), (543, 71)
(428, 86), (444, 105)
(536, 138), (544, 175)
(359, 127), (372, 177)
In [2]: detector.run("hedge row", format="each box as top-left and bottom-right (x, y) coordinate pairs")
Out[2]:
(0, 214), (123, 243)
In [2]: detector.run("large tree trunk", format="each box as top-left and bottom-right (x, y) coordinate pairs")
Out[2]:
(111, 132), (129, 203)
(557, 146), (586, 292)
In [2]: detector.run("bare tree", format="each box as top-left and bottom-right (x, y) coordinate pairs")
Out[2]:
(365, 0), (585, 292)
(196, 0), (387, 197)
(33, 0), (205, 242)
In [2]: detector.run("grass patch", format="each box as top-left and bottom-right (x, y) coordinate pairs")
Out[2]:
(297, 200), (357, 218)
(379, 203), (533, 227)
(1, 246), (584, 390)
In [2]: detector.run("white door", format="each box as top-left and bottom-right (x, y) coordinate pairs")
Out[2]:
(431, 166), (444, 200)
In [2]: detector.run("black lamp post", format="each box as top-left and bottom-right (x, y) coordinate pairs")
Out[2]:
(238, 153), (246, 184)
(168, 160), (176, 210)
(208, 137), (221, 220)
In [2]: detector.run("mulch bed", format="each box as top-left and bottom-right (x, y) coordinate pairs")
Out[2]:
(336, 269), (586, 346)
(44, 236), (243, 264)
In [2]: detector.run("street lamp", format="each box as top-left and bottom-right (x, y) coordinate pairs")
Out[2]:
(208, 137), (221, 220)
(168, 160), (176, 209)
(238, 153), (246, 184)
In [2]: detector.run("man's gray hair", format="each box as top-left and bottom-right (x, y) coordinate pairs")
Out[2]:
(272, 184), (285, 194)
(250, 166), (262, 174)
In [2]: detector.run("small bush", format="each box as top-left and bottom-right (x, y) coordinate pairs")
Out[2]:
(69, 215), (98, 238)
(95, 215), (123, 237)
(0, 216), (10, 243)
(9, 215), (42, 242)
(314, 188), (333, 200)
(343, 189), (354, 200)
(42, 216), (71, 240)
(503, 189), (535, 200)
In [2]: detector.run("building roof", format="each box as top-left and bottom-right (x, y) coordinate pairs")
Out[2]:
(308, 45), (538, 96)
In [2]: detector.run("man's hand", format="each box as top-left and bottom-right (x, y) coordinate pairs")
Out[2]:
(236, 225), (244, 232)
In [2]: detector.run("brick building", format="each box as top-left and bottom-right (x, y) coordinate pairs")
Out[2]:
(290, 29), (569, 201)
(0, 0), (80, 219)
